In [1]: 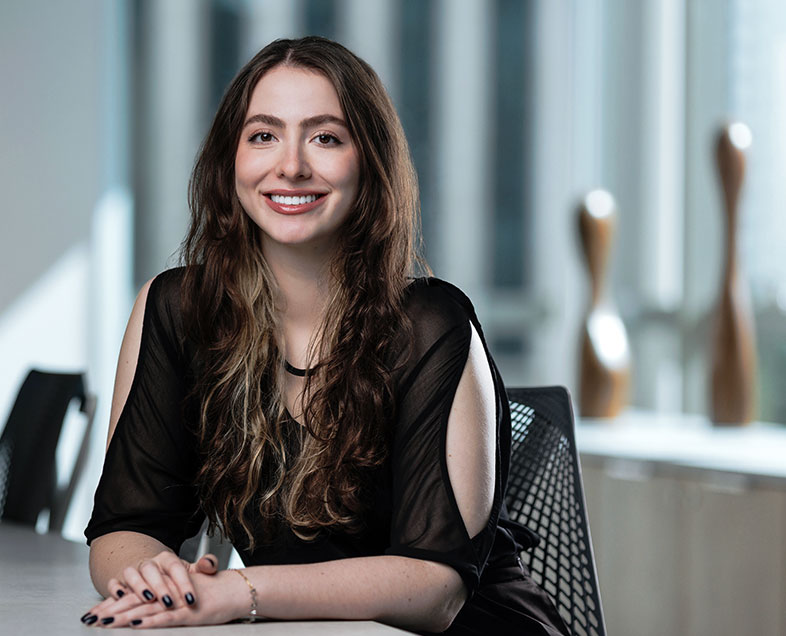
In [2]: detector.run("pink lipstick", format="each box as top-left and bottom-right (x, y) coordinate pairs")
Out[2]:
(264, 190), (326, 215)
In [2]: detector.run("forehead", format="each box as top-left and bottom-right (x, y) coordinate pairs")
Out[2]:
(246, 65), (344, 121)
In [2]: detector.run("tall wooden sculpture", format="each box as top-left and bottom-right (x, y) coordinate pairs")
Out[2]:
(710, 122), (757, 425)
(578, 189), (631, 417)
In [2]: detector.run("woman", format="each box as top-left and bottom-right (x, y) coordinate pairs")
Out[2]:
(82, 37), (569, 635)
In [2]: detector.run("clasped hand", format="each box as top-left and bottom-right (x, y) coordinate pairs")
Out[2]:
(81, 551), (247, 628)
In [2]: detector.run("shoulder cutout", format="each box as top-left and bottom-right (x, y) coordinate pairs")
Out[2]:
(445, 321), (496, 539)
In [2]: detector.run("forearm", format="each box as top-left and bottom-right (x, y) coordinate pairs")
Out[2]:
(88, 531), (173, 597)
(243, 555), (467, 633)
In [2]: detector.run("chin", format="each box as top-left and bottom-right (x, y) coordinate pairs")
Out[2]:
(263, 230), (337, 251)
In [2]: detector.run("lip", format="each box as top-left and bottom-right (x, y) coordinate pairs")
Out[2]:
(263, 190), (327, 215)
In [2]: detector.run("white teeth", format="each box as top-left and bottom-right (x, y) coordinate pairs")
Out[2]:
(270, 194), (318, 205)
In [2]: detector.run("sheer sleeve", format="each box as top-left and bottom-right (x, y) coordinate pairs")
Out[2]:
(385, 278), (506, 593)
(84, 268), (204, 553)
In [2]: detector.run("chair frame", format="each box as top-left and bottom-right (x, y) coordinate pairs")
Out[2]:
(0, 369), (96, 532)
(506, 386), (606, 636)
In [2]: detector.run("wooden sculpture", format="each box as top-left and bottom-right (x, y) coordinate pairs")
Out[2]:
(577, 189), (631, 418)
(710, 122), (757, 425)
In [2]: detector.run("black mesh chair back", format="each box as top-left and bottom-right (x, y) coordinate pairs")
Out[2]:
(505, 386), (605, 636)
(0, 369), (96, 531)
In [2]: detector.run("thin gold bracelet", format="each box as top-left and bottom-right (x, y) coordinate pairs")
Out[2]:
(232, 569), (260, 622)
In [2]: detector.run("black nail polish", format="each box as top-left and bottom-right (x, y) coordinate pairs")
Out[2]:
(142, 589), (154, 601)
(101, 617), (115, 625)
(116, 589), (125, 597)
(131, 619), (143, 626)
(162, 595), (173, 608)
(85, 615), (98, 625)
(80, 613), (93, 623)
(185, 592), (195, 605)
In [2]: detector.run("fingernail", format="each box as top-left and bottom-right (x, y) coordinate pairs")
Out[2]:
(131, 619), (143, 626)
(80, 613), (93, 623)
(185, 592), (195, 605)
(162, 595), (173, 608)
(142, 589), (155, 601)
(116, 589), (125, 597)
(85, 615), (98, 625)
(205, 556), (215, 567)
(101, 617), (115, 625)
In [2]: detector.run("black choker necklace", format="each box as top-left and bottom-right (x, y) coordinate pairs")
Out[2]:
(284, 360), (307, 377)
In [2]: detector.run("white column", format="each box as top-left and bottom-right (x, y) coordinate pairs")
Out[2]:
(639, 0), (685, 311)
(136, 0), (210, 282)
(598, 0), (644, 301)
(239, 0), (303, 63)
(635, 0), (687, 411)
(337, 0), (397, 102)
(530, 0), (578, 386)
(571, 0), (603, 194)
(433, 0), (491, 305)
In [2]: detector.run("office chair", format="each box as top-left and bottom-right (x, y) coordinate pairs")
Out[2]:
(506, 386), (606, 636)
(0, 369), (96, 532)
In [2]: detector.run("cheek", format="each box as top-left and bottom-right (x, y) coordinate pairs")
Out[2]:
(234, 158), (259, 217)
(234, 151), (254, 190)
(330, 153), (360, 192)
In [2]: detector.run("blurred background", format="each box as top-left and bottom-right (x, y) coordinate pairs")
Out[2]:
(2, 0), (785, 633)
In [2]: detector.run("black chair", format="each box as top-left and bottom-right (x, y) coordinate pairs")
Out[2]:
(506, 386), (606, 636)
(0, 369), (96, 532)
(178, 519), (235, 569)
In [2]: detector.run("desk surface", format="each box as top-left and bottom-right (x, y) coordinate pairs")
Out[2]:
(0, 523), (407, 635)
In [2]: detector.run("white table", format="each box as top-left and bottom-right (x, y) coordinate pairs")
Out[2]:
(577, 408), (786, 487)
(0, 523), (408, 635)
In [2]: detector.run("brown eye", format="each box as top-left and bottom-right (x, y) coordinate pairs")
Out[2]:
(315, 133), (340, 145)
(250, 131), (274, 143)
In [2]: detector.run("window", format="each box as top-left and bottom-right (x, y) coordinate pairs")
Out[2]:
(141, 0), (786, 423)
(686, 0), (786, 422)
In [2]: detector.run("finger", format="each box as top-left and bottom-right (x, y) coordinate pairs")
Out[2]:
(83, 593), (126, 622)
(160, 559), (199, 607)
(127, 605), (197, 629)
(99, 598), (167, 628)
(82, 592), (146, 626)
(150, 551), (201, 607)
(187, 553), (217, 575)
(122, 562), (174, 610)
(138, 560), (178, 611)
(107, 578), (129, 600)
(122, 563), (156, 604)
(196, 554), (218, 574)
(82, 578), (129, 620)
(84, 595), (114, 620)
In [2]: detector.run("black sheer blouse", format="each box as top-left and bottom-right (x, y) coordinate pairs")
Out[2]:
(85, 268), (568, 636)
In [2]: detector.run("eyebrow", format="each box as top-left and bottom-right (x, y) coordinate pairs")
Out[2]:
(242, 113), (348, 130)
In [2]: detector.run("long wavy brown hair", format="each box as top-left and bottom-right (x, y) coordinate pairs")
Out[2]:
(180, 37), (427, 548)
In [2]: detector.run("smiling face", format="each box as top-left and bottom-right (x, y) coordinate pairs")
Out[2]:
(234, 65), (360, 256)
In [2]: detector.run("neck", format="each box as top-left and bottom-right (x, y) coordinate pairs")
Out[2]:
(263, 240), (335, 366)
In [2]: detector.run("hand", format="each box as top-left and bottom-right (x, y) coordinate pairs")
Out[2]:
(81, 568), (249, 628)
(81, 552), (219, 626)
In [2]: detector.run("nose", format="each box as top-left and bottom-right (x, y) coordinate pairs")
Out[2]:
(276, 140), (311, 180)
